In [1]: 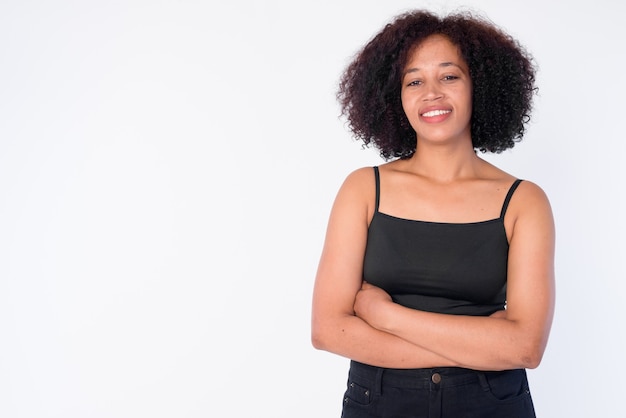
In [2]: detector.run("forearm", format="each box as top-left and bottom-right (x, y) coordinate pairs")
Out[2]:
(375, 304), (541, 370)
(312, 313), (458, 369)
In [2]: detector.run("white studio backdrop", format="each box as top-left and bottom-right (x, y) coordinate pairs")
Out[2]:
(0, 1), (624, 417)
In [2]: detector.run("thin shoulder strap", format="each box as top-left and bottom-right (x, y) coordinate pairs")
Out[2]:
(500, 179), (523, 219)
(373, 166), (380, 212)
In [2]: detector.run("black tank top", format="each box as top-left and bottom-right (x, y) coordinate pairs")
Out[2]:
(362, 166), (522, 316)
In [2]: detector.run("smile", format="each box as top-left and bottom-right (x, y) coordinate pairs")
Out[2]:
(421, 109), (451, 117)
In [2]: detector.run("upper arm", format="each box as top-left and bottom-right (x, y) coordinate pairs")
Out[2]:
(312, 168), (375, 324)
(504, 181), (556, 360)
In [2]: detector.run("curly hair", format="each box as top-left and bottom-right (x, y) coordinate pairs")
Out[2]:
(337, 10), (537, 159)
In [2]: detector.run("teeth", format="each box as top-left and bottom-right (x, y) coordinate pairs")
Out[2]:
(422, 110), (451, 117)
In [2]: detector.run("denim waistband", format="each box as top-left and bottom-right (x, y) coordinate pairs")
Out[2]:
(349, 360), (524, 394)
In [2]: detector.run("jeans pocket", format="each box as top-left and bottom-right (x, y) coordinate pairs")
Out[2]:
(480, 369), (532, 404)
(343, 379), (373, 406)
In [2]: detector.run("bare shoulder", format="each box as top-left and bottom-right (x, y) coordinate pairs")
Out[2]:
(481, 159), (548, 205)
(336, 166), (377, 199)
(507, 179), (555, 239)
(342, 166), (376, 186)
(333, 166), (377, 221)
(512, 180), (552, 210)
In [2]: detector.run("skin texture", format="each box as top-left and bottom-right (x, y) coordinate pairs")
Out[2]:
(311, 35), (555, 371)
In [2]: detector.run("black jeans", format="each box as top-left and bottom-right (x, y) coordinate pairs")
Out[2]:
(341, 361), (536, 418)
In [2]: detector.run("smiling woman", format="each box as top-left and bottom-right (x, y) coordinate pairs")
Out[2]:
(400, 35), (473, 147)
(311, 9), (554, 418)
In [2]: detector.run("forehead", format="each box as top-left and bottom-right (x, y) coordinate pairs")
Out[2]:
(406, 34), (465, 66)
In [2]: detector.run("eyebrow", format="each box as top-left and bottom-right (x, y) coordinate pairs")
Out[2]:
(404, 62), (464, 75)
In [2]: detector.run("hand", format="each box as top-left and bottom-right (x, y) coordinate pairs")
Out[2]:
(354, 282), (393, 329)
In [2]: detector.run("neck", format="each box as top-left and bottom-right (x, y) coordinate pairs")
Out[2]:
(404, 140), (482, 183)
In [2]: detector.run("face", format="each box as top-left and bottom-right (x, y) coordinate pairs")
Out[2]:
(400, 35), (473, 146)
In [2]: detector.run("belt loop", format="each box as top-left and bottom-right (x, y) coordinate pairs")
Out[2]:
(477, 371), (490, 392)
(375, 367), (384, 396)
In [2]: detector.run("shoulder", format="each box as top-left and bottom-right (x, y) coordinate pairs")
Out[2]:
(511, 180), (551, 209)
(332, 166), (378, 222)
(478, 160), (546, 205)
(337, 166), (377, 196)
(507, 179), (554, 241)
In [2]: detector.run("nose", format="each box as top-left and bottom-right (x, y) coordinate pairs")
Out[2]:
(423, 83), (443, 101)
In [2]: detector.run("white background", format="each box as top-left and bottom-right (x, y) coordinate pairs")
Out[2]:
(1, 0), (624, 417)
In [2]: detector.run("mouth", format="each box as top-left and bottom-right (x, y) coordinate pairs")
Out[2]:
(421, 109), (452, 117)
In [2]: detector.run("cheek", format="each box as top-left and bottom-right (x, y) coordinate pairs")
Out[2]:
(400, 92), (416, 119)
(465, 97), (473, 119)
(400, 91), (408, 112)
(400, 98), (418, 130)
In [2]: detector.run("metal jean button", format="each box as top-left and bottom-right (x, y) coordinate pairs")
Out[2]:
(431, 373), (442, 384)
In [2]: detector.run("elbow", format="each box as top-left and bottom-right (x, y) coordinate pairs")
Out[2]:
(311, 328), (324, 350)
(311, 310), (354, 352)
(311, 314), (348, 352)
(310, 321), (330, 351)
(311, 333), (326, 351)
(516, 343), (546, 369)
(503, 322), (549, 369)
(521, 350), (544, 369)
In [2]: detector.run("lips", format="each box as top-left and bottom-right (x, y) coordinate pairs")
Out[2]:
(421, 109), (451, 117)
(419, 107), (452, 122)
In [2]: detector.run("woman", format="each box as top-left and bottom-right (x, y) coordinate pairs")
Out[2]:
(311, 9), (555, 418)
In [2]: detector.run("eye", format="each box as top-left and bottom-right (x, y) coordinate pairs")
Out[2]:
(442, 75), (459, 81)
(406, 79), (422, 87)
